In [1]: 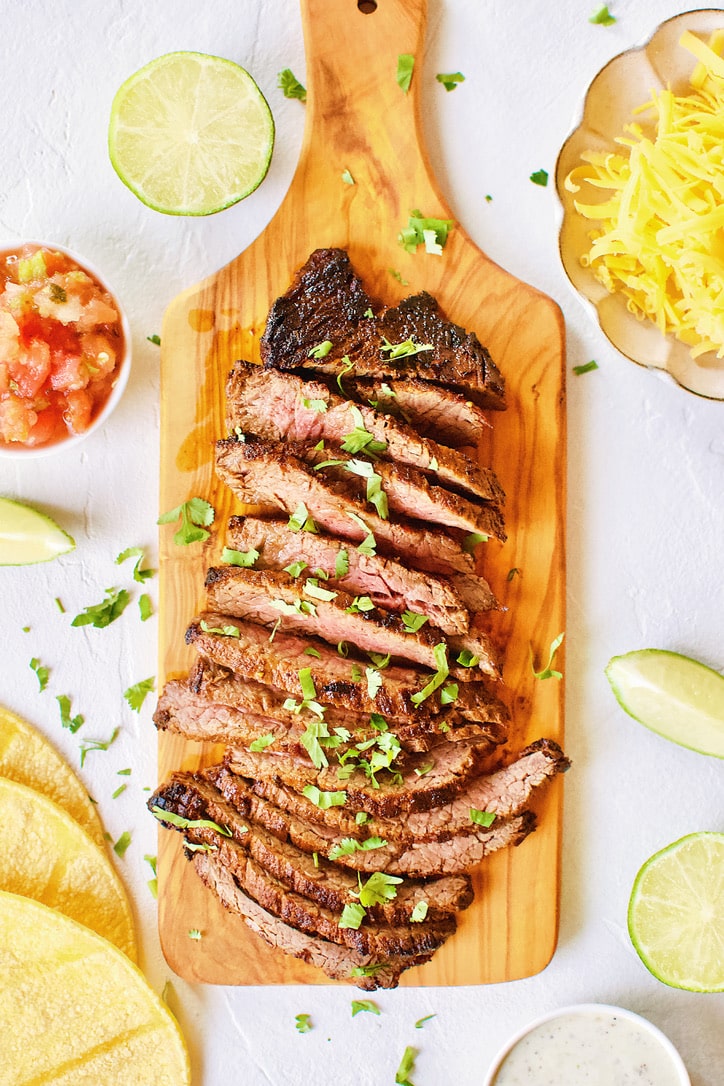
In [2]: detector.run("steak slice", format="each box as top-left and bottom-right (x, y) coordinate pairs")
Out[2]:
(348, 376), (491, 447)
(225, 361), (503, 504)
(260, 248), (505, 409)
(186, 614), (511, 726)
(192, 852), (435, 989)
(227, 515), (484, 631)
(208, 765), (536, 878)
(150, 772), (474, 925)
(215, 435), (475, 575)
(223, 739), (495, 819)
(203, 565), (501, 679)
(184, 657), (508, 752)
(298, 442), (506, 542)
(448, 573), (499, 614)
(244, 740), (568, 844)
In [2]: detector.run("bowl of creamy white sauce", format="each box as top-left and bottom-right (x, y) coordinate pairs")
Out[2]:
(483, 1003), (690, 1086)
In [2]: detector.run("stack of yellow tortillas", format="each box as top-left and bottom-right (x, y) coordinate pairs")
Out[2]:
(0, 706), (190, 1084)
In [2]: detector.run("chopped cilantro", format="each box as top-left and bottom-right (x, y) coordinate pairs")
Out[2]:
(284, 561), (308, 578)
(367, 651), (390, 669)
(380, 336), (433, 359)
(337, 640), (349, 657)
(302, 397), (328, 413)
(288, 502), (317, 533)
(440, 681), (458, 706)
(395, 1045), (418, 1086)
(157, 497), (215, 546)
(350, 962), (387, 978)
(71, 587), (130, 629)
(151, 806), (232, 836)
(336, 355), (355, 395)
(304, 646), (322, 658)
(341, 405), (387, 456)
(123, 676), (155, 712)
(187, 928), (202, 941)
(463, 531), (488, 553)
(339, 902), (366, 929)
(278, 68), (306, 101)
(436, 71), (465, 91)
(506, 567), (521, 581)
(199, 619), (240, 638)
(112, 783), (127, 799)
(456, 649), (479, 669)
(415, 1014), (436, 1028)
(530, 168), (549, 187)
(270, 597), (316, 618)
(365, 666), (383, 699)
(573, 360), (599, 375)
(302, 785), (347, 809)
(79, 727), (119, 767)
(401, 611), (429, 633)
(357, 871), (402, 907)
(411, 643), (449, 706)
(346, 595), (375, 614)
(341, 168), (355, 185)
(328, 836), (386, 861)
(398, 209), (454, 254)
(351, 999), (380, 1016)
(355, 811), (371, 825)
(485, 194), (493, 203)
(138, 593), (153, 621)
(29, 657), (49, 691)
(56, 694), (83, 733)
(115, 546), (155, 583)
(303, 578), (338, 602)
(396, 53), (415, 94)
(146, 334), (161, 345)
(470, 807), (496, 828)
(530, 631), (565, 680)
(299, 667), (317, 701)
(589, 4), (616, 24)
(249, 734), (275, 752)
(410, 900), (428, 922)
(300, 719), (332, 769)
(113, 830), (132, 858)
(389, 269), (409, 285)
(335, 548), (349, 578)
(54, 597), (65, 613)
(307, 339), (333, 359)
(413, 761), (434, 777)
(295, 1013), (313, 1033)
(144, 853), (158, 898)
(222, 546), (259, 567)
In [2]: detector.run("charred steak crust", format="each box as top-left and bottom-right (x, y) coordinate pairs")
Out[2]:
(259, 248), (505, 409)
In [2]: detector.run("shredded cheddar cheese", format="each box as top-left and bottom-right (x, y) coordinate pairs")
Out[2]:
(567, 30), (724, 357)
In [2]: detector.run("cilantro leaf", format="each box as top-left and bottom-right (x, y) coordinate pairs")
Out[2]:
(288, 502), (317, 533)
(530, 631), (565, 680)
(396, 53), (415, 94)
(440, 682), (458, 706)
(398, 209), (454, 254)
(302, 785), (347, 809)
(530, 168), (549, 187)
(456, 649), (479, 669)
(249, 734), (275, 752)
(463, 531), (488, 553)
(356, 871), (402, 907)
(308, 339), (332, 359)
(188, 928), (202, 941)
(29, 657), (49, 691)
(56, 694), (83, 733)
(401, 611), (429, 633)
(506, 567), (521, 581)
(573, 360), (599, 375)
(144, 853), (158, 898)
(123, 676), (155, 712)
(365, 666), (383, 699)
(436, 71), (465, 91)
(115, 546), (156, 583)
(139, 593), (153, 621)
(341, 168), (355, 185)
(157, 497), (215, 546)
(470, 807), (496, 828)
(71, 587), (131, 629)
(351, 999), (380, 1016)
(147, 333), (161, 346)
(79, 727), (119, 767)
(410, 900), (428, 922)
(411, 643), (449, 706)
(589, 4), (616, 25)
(380, 336), (433, 359)
(199, 619), (240, 638)
(328, 836), (386, 861)
(339, 902), (366, 929)
(415, 1014), (436, 1028)
(150, 806), (232, 836)
(395, 1046), (418, 1086)
(295, 1013), (312, 1033)
(278, 68), (306, 101)
(113, 830), (132, 858)
(284, 560), (308, 578)
(346, 595), (375, 614)
(222, 546), (259, 568)
(335, 548), (349, 578)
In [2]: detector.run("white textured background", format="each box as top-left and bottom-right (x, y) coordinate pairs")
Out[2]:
(1, 1), (723, 1083)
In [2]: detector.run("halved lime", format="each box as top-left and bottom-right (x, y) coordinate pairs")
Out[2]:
(0, 497), (75, 565)
(629, 832), (724, 991)
(108, 51), (275, 216)
(605, 648), (724, 758)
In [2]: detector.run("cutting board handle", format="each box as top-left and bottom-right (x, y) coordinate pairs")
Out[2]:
(294, 0), (441, 210)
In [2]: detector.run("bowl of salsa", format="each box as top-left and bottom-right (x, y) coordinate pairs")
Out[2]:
(0, 241), (131, 456)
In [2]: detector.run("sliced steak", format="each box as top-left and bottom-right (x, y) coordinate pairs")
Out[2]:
(233, 741), (566, 845)
(348, 376), (491, 447)
(186, 614), (511, 726)
(186, 657), (508, 752)
(192, 852), (434, 989)
(227, 515), (482, 631)
(448, 572), (499, 614)
(149, 772), (473, 925)
(225, 361), (503, 504)
(203, 565), (501, 679)
(215, 435), (475, 575)
(260, 248), (505, 409)
(208, 765), (536, 878)
(224, 739), (495, 819)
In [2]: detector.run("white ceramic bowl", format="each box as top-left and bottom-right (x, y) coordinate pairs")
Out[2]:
(483, 1003), (690, 1086)
(0, 240), (131, 459)
(555, 10), (724, 401)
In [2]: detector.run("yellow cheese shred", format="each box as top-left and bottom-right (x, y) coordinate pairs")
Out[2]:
(567, 30), (724, 357)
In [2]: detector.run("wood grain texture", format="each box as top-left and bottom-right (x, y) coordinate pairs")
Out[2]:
(157, 0), (566, 987)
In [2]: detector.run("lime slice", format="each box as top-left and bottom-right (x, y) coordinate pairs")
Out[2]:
(0, 497), (75, 565)
(108, 51), (275, 216)
(629, 832), (724, 991)
(605, 648), (724, 758)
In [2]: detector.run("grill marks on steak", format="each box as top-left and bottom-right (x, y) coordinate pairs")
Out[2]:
(225, 362), (504, 504)
(215, 436), (476, 576)
(260, 247), (505, 409)
(203, 565), (501, 680)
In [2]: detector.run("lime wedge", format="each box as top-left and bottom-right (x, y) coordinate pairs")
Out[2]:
(0, 497), (75, 565)
(108, 51), (275, 216)
(605, 648), (724, 758)
(629, 832), (724, 992)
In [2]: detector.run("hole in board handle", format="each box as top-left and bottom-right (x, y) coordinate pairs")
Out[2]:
(358, 0), (377, 12)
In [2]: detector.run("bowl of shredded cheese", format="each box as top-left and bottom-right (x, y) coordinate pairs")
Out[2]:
(555, 10), (724, 400)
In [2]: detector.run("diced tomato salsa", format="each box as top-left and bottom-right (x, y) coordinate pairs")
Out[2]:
(0, 245), (125, 448)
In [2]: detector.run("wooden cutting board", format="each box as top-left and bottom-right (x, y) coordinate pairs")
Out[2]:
(158, 0), (566, 987)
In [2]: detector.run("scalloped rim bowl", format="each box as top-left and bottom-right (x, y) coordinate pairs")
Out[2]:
(0, 240), (132, 459)
(555, 9), (724, 401)
(483, 1003), (690, 1086)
